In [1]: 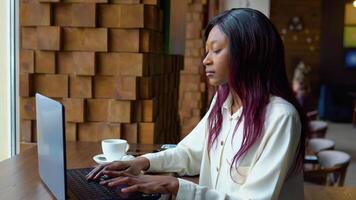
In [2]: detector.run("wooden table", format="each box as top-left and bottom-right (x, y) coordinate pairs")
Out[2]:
(0, 142), (355, 200)
(304, 185), (356, 200)
(0, 142), (160, 200)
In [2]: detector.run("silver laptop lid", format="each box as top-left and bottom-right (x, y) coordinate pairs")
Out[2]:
(35, 93), (67, 200)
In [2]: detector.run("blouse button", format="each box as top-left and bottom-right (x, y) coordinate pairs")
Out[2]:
(220, 141), (224, 146)
(216, 167), (219, 171)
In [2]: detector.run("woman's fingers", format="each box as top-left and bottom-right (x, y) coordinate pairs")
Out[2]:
(105, 161), (125, 170)
(87, 159), (143, 181)
(86, 164), (106, 180)
(92, 162), (123, 180)
(100, 173), (172, 194)
(121, 184), (141, 193)
(102, 170), (131, 178)
(104, 176), (137, 187)
(93, 167), (108, 180)
(100, 173), (135, 185)
(121, 182), (168, 194)
(107, 174), (169, 194)
(102, 170), (122, 177)
(87, 161), (129, 180)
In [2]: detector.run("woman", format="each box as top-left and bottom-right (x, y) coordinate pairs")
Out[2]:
(87, 8), (308, 199)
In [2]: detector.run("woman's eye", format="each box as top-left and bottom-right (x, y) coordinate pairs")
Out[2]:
(213, 49), (221, 54)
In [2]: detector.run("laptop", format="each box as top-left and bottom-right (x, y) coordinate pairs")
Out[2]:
(35, 93), (161, 200)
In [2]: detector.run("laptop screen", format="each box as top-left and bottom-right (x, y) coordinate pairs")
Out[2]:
(36, 93), (67, 200)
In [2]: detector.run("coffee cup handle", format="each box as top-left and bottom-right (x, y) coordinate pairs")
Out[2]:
(126, 143), (130, 152)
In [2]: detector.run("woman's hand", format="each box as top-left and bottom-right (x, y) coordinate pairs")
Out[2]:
(100, 173), (179, 196)
(86, 157), (150, 181)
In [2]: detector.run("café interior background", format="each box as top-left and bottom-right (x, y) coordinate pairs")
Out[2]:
(0, 0), (356, 185)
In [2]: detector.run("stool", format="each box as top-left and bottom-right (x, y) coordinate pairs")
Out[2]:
(304, 150), (351, 186)
(309, 120), (328, 138)
(308, 138), (335, 154)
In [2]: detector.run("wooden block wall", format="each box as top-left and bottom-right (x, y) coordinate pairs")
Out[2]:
(19, 0), (182, 149)
(179, 0), (207, 138)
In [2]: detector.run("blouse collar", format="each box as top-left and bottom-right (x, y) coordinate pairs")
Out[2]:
(222, 92), (243, 119)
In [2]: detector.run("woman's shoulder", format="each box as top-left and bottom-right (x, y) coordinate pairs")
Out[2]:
(266, 96), (299, 119)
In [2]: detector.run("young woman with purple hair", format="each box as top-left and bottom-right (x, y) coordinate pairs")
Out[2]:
(87, 8), (308, 200)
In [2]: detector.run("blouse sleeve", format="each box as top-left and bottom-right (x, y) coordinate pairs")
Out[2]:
(141, 95), (217, 176)
(175, 110), (302, 200)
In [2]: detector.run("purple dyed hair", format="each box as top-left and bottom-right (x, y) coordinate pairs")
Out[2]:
(204, 8), (309, 177)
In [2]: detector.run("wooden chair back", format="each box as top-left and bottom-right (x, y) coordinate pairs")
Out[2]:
(304, 150), (351, 186)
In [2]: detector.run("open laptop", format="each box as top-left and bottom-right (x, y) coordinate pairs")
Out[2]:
(35, 93), (161, 200)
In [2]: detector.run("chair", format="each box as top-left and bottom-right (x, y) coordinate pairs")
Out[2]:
(309, 120), (328, 138)
(304, 138), (335, 169)
(304, 150), (351, 186)
(305, 110), (329, 138)
(307, 138), (335, 154)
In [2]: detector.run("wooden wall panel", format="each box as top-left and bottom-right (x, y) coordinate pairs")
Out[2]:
(19, 74), (33, 97)
(65, 122), (77, 141)
(93, 76), (138, 100)
(20, 49), (35, 73)
(109, 100), (133, 123)
(58, 52), (96, 75)
(109, 29), (140, 52)
(35, 51), (56, 73)
(73, 52), (96, 75)
(37, 26), (61, 51)
(97, 53), (149, 76)
(69, 76), (92, 98)
(122, 123), (138, 143)
(34, 74), (68, 98)
(98, 4), (159, 30)
(20, 120), (33, 143)
(86, 99), (110, 122)
(21, 27), (37, 49)
(20, 97), (36, 120)
(20, 1), (182, 145)
(179, 0), (207, 138)
(54, 3), (96, 27)
(62, 98), (85, 122)
(20, 3), (51, 26)
(62, 28), (108, 51)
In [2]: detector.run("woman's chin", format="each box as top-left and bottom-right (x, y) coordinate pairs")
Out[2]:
(208, 79), (225, 86)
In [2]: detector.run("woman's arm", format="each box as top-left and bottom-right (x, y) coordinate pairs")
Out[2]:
(141, 95), (217, 176)
(141, 110), (209, 176)
(87, 95), (216, 181)
(175, 111), (302, 200)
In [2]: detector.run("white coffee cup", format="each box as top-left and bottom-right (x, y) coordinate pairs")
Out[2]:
(101, 139), (130, 162)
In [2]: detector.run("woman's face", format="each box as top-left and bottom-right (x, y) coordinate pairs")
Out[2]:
(203, 25), (230, 86)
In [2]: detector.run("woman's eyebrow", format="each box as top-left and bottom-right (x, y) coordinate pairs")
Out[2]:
(206, 40), (219, 49)
(208, 40), (218, 45)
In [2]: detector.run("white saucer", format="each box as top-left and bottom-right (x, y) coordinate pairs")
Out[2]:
(93, 154), (135, 164)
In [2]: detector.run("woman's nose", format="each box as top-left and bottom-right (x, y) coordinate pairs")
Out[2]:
(203, 53), (212, 66)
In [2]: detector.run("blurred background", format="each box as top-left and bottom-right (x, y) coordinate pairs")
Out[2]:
(0, 0), (355, 187)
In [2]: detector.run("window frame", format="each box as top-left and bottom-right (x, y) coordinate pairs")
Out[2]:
(9, 0), (19, 156)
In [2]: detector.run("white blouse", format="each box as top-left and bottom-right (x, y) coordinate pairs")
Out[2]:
(142, 93), (304, 200)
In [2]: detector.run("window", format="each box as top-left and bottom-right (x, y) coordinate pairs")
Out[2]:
(0, 0), (18, 161)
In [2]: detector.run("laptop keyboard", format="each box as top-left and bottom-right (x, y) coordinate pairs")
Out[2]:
(67, 168), (121, 200)
(67, 168), (161, 200)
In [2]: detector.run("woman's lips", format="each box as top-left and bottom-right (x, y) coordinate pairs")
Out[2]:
(206, 70), (215, 77)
